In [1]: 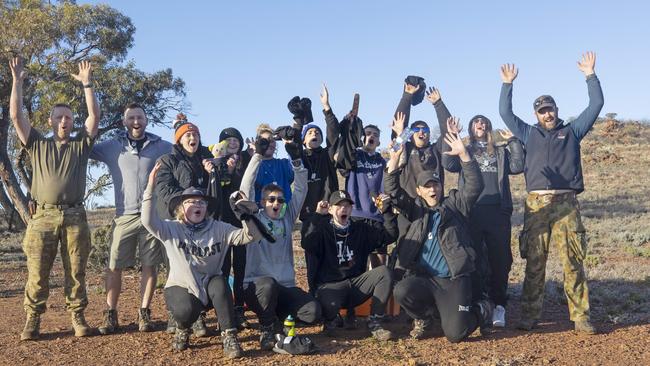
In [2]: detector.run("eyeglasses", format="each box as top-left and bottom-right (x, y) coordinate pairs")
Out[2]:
(264, 196), (286, 204)
(183, 199), (208, 207)
(472, 118), (487, 125)
(411, 126), (430, 134)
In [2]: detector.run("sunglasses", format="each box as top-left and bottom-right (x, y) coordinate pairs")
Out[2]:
(411, 126), (430, 134)
(265, 196), (286, 204)
(183, 199), (208, 207)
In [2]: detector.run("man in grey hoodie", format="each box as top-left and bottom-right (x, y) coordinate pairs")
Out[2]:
(90, 103), (172, 335)
(239, 137), (322, 351)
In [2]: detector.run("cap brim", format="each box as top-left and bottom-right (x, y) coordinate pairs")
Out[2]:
(168, 193), (218, 217)
(330, 198), (354, 206)
(535, 102), (556, 112)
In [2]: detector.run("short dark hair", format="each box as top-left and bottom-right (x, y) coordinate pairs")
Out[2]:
(364, 124), (380, 134)
(124, 102), (144, 113)
(261, 183), (283, 198)
(49, 103), (72, 118)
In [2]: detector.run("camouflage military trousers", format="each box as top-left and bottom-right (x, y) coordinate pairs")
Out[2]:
(519, 192), (590, 321)
(22, 205), (91, 315)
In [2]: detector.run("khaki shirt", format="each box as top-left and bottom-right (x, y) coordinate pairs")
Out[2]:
(25, 128), (94, 205)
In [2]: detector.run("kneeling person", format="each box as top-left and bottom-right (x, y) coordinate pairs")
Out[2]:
(386, 130), (491, 343)
(142, 164), (264, 358)
(301, 191), (396, 341)
(239, 146), (322, 350)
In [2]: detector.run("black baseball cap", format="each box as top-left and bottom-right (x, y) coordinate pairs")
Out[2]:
(533, 95), (556, 112)
(416, 171), (441, 187)
(329, 190), (354, 205)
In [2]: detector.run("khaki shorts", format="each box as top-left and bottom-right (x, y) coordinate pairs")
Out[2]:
(108, 214), (162, 270)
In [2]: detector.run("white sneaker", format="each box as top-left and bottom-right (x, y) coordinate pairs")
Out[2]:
(492, 305), (506, 327)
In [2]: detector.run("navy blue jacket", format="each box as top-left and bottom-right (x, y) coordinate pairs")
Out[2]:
(498, 74), (604, 193)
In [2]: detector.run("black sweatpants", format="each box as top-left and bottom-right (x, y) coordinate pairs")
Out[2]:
(469, 205), (513, 307)
(221, 245), (246, 307)
(243, 277), (322, 327)
(394, 274), (479, 343)
(316, 265), (393, 321)
(164, 275), (235, 330)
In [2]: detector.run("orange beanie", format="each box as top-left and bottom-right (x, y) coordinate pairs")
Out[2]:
(174, 123), (200, 144)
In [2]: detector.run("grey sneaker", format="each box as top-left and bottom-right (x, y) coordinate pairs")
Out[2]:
(410, 318), (432, 339)
(516, 318), (539, 331)
(166, 311), (177, 334)
(138, 308), (153, 332)
(221, 328), (243, 359)
(98, 309), (118, 335)
(71, 312), (92, 337)
(191, 311), (208, 337)
(172, 327), (190, 351)
(367, 315), (394, 341)
(574, 319), (597, 334)
(492, 305), (506, 328)
(259, 324), (276, 351)
(20, 313), (41, 341)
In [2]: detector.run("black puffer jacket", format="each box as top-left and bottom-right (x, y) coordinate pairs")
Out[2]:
(385, 159), (484, 279)
(155, 144), (213, 219)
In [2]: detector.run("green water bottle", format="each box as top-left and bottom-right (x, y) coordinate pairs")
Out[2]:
(283, 315), (296, 337)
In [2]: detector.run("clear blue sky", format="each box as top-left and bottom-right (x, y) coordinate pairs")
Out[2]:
(82, 0), (648, 205)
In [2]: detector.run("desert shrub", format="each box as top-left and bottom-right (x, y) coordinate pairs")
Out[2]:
(88, 224), (112, 270)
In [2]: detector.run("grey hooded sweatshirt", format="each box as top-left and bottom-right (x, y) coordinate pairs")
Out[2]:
(239, 153), (308, 287)
(141, 187), (262, 305)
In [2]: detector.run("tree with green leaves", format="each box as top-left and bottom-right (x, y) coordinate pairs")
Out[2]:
(0, 0), (187, 226)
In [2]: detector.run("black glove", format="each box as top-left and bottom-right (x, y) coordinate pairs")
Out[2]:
(300, 97), (313, 123)
(285, 140), (302, 161)
(404, 75), (427, 106)
(273, 125), (298, 141)
(229, 192), (276, 243)
(255, 137), (271, 155)
(287, 96), (304, 119)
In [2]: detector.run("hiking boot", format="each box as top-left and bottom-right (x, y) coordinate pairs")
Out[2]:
(192, 311), (208, 337)
(259, 324), (276, 351)
(322, 315), (343, 337)
(71, 312), (92, 337)
(172, 327), (190, 351)
(516, 318), (539, 331)
(574, 319), (597, 335)
(367, 315), (394, 341)
(492, 305), (506, 328)
(410, 318), (432, 339)
(166, 311), (177, 334)
(20, 313), (40, 341)
(221, 328), (243, 359)
(234, 306), (250, 330)
(138, 308), (154, 332)
(98, 309), (118, 335)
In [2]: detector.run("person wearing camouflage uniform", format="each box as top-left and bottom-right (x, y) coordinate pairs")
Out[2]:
(498, 52), (604, 334)
(9, 57), (100, 340)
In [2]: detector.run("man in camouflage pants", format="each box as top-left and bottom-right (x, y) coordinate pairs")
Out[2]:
(9, 57), (100, 340)
(498, 52), (604, 334)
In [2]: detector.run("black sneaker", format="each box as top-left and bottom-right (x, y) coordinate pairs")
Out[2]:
(322, 315), (343, 337)
(234, 306), (250, 330)
(221, 328), (243, 359)
(367, 315), (394, 341)
(344, 310), (357, 329)
(138, 308), (153, 332)
(99, 309), (118, 335)
(192, 311), (208, 337)
(259, 324), (276, 351)
(476, 299), (494, 331)
(166, 311), (177, 334)
(172, 327), (190, 351)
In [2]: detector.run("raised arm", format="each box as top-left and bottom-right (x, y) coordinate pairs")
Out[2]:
(71, 61), (100, 139)
(141, 162), (173, 240)
(441, 118), (464, 173)
(443, 131), (484, 217)
(498, 64), (532, 143)
(391, 82), (419, 139)
(9, 57), (31, 146)
(570, 52), (604, 140)
(240, 152), (263, 203)
(286, 161), (308, 222)
(497, 129), (525, 175)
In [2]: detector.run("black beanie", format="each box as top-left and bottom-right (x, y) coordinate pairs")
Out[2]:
(219, 127), (244, 151)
